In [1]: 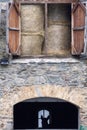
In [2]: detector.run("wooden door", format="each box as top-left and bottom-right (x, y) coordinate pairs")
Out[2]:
(72, 2), (86, 55)
(8, 2), (20, 55)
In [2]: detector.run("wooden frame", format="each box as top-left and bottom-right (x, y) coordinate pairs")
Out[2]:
(20, 1), (72, 56)
(7, 0), (85, 56)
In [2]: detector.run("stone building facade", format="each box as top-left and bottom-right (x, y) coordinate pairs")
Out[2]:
(0, 0), (87, 130)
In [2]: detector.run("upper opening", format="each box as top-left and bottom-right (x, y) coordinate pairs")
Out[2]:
(7, 1), (86, 59)
(8, 3), (72, 58)
(21, 3), (71, 57)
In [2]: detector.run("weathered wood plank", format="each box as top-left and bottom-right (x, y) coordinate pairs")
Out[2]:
(72, 2), (86, 55)
(44, 3), (48, 54)
(8, 3), (20, 55)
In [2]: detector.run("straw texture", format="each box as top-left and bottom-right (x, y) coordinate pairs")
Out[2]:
(21, 5), (44, 32)
(44, 25), (71, 56)
(21, 4), (44, 56)
(44, 4), (71, 56)
(21, 35), (43, 56)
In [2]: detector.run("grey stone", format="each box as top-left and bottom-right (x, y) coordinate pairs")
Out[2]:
(4, 122), (13, 130)
(0, 61), (86, 88)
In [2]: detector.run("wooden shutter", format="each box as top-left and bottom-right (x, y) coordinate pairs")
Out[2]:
(72, 2), (86, 55)
(8, 2), (20, 55)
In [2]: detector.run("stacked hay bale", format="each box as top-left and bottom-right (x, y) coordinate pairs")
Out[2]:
(21, 5), (44, 56)
(44, 4), (71, 56)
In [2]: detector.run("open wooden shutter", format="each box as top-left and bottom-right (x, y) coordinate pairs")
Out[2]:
(72, 2), (86, 55)
(8, 2), (20, 55)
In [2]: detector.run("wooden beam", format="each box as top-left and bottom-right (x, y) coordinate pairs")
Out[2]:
(19, 0), (76, 4)
(44, 3), (48, 53)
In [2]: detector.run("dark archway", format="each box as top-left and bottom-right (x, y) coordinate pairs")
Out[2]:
(14, 97), (79, 129)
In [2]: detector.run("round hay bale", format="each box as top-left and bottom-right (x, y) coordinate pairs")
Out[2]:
(48, 4), (71, 24)
(43, 4), (71, 56)
(21, 4), (44, 56)
(44, 25), (71, 56)
(21, 35), (44, 56)
(21, 4), (44, 32)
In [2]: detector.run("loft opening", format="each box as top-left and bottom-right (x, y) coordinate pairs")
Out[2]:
(14, 97), (79, 130)
(7, 1), (86, 58)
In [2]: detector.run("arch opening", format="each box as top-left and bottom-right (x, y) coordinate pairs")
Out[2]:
(14, 97), (79, 129)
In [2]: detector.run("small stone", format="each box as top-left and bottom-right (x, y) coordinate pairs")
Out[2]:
(0, 76), (5, 80)
(4, 122), (13, 130)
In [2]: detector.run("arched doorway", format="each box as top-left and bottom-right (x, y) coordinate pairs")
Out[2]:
(14, 97), (79, 129)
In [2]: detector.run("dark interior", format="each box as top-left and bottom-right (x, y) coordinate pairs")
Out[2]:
(14, 97), (79, 129)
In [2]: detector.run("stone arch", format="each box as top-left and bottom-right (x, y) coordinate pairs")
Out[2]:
(14, 97), (79, 129)
(0, 85), (87, 129)
(0, 85), (85, 117)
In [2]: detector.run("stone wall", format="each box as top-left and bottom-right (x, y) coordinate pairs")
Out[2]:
(0, 0), (87, 130)
(0, 3), (6, 59)
(0, 58), (87, 129)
